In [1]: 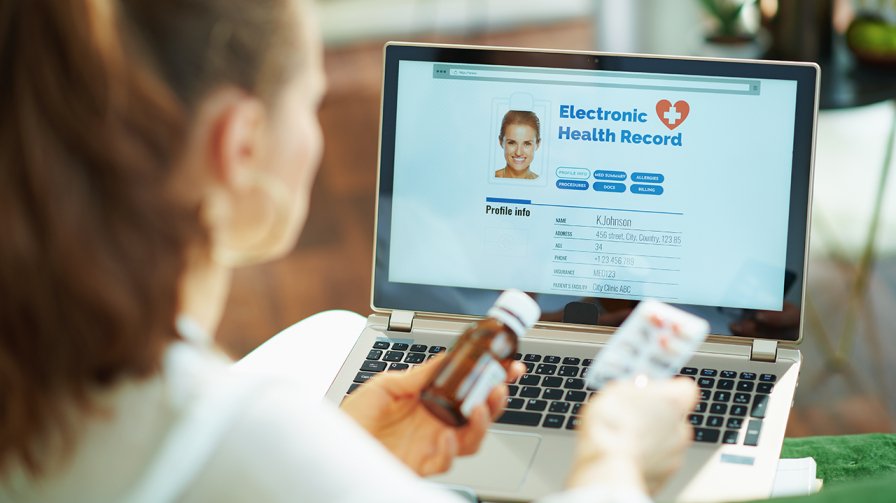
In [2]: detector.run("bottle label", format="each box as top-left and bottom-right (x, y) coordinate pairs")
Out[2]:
(459, 354), (507, 418)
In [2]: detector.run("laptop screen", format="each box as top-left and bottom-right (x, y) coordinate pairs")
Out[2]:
(373, 44), (818, 342)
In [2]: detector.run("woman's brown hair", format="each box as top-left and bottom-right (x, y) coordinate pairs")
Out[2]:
(499, 110), (541, 144)
(0, 0), (302, 475)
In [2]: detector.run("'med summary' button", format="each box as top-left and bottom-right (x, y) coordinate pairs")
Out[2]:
(631, 184), (664, 195)
(556, 179), (589, 190)
(592, 182), (626, 193)
(593, 170), (627, 181)
(631, 172), (664, 183)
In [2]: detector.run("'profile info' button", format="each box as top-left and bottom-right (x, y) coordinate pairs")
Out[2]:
(556, 179), (589, 190)
(630, 184), (664, 195)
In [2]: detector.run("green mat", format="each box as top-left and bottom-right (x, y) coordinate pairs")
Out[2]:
(752, 433), (896, 502)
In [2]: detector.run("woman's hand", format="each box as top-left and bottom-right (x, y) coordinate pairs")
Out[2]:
(567, 378), (699, 495)
(341, 356), (526, 476)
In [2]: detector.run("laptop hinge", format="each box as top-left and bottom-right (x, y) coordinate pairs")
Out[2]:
(387, 310), (415, 333)
(750, 339), (778, 363)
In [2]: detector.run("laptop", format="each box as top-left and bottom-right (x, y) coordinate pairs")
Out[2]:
(325, 42), (819, 503)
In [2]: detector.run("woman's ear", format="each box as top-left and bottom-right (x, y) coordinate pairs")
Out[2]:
(205, 90), (267, 188)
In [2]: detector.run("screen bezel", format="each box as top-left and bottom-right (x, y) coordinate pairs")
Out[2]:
(372, 42), (818, 343)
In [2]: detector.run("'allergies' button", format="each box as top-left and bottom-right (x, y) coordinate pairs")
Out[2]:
(630, 184), (664, 195)
(556, 179), (589, 190)
(631, 172), (664, 183)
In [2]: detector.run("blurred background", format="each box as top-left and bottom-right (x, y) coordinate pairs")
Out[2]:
(217, 0), (896, 437)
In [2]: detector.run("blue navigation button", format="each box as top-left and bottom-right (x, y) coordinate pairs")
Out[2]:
(593, 170), (627, 181)
(592, 182), (626, 193)
(631, 184), (664, 195)
(556, 179), (589, 190)
(631, 172), (665, 183)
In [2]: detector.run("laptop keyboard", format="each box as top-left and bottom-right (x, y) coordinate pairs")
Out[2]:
(346, 340), (777, 447)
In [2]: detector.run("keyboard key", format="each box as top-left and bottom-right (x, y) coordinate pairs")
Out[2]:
(373, 341), (390, 350)
(506, 398), (524, 409)
(347, 383), (361, 394)
(513, 353), (522, 360)
(559, 366), (579, 377)
(383, 351), (404, 362)
(404, 352), (426, 364)
(726, 417), (744, 429)
(740, 372), (757, 380)
(550, 401), (571, 413)
(720, 370), (737, 379)
(562, 357), (581, 365)
(680, 367), (698, 375)
(526, 399), (548, 412)
(524, 354), (542, 362)
(543, 414), (565, 428)
(757, 383), (774, 394)
(580, 367), (590, 379)
(722, 430), (739, 444)
(535, 364), (558, 375)
(737, 381), (755, 392)
(706, 415), (724, 428)
(497, 410), (542, 426)
(689, 414), (704, 426)
(520, 386), (541, 398)
(366, 349), (383, 360)
(583, 359), (593, 367)
(713, 391), (731, 402)
(524, 362), (535, 373)
(410, 344), (428, 353)
(508, 385), (519, 397)
(388, 363), (409, 371)
(717, 379), (735, 390)
(427, 355), (436, 361)
(543, 376), (563, 387)
(694, 428), (720, 443)
(354, 371), (374, 383)
(428, 346), (446, 353)
(730, 405), (748, 417)
(734, 393), (751, 404)
(744, 419), (762, 446)
(520, 374), (541, 386)
(566, 416), (582, 430)
(361, 361), (387, 372)
(710, 403), (728, 415)
(391, 343), (409, 351)
(697, 377), (715, 388)
(543, 388), (564, 401)
(700, 389), (711, 401)
(544, 356), (561, 364)
(564, 378), (585, 390)
(565, 390), (587, 402)
(694, 402), (708, 413)
(760, 373), (777, 382)
(701, 369), (718, 377)
(751, 395), (769, 418)
(572, 403), (583, 415)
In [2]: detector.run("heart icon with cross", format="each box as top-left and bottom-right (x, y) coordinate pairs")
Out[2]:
(656, 100), (690, 130)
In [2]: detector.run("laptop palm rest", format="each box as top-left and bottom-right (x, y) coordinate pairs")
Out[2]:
(432, 431), (541, 491)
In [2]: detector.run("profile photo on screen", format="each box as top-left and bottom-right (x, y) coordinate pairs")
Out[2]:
(495, 110), (541, 180)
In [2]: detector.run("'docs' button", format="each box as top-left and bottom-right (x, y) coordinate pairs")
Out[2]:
(630, 184), (664, 195)
(631, 172), (664, 183)
(592, 182), (626, 193)
(556, 179), (589, 190)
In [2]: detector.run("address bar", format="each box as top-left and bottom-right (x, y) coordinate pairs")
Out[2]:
(447, 68), (752, 92)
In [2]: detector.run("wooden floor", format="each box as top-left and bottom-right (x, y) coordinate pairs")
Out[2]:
(216, 19), (896, 437)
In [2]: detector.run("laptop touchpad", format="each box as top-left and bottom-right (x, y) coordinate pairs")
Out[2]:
(433, 431), (541, 491)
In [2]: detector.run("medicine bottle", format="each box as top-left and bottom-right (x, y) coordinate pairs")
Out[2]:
(421, 289), (540, 426)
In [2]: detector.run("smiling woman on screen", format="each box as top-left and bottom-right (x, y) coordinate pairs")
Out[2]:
(495, 110), (541, 180)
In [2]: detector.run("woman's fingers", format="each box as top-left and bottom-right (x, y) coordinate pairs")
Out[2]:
(456, 405), (491, 456)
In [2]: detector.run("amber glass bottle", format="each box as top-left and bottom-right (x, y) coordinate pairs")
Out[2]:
(421, 290), (540, 426)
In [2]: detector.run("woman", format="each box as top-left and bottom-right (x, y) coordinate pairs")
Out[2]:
(0, 1), (696, 501)
(495, 110), (541, 180)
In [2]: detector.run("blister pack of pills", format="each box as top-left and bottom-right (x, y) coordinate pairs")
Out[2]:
(585, 300), (710, 390)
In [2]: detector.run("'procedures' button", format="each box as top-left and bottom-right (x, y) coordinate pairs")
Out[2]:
(593, 170), (627, 181)
(592, 182), (626, 193)
(631, 172), (665, 183)
(556, 179), (589, 190)
(630, 184), (664, 195)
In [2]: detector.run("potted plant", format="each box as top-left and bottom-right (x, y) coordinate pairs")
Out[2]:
(697, 0), (763, 58)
